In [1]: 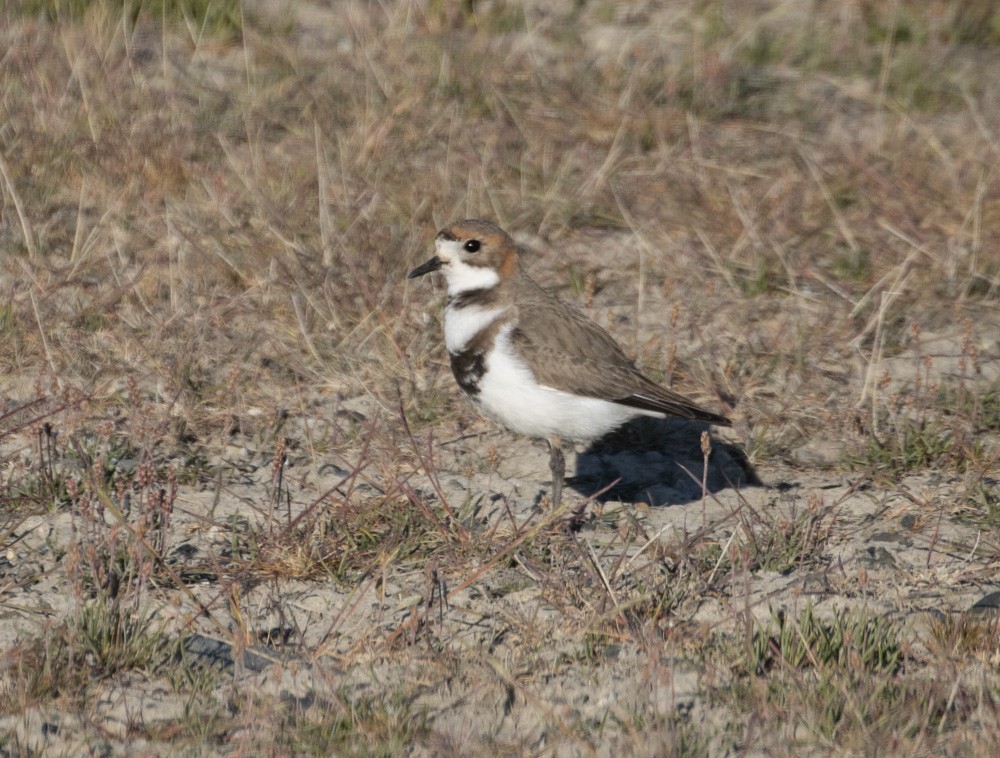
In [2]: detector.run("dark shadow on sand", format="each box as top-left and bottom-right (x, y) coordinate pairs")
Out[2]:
(569, 416), (759, 506)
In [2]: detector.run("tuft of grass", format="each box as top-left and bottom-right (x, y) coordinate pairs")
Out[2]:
(0, 597), (171, 711)
(924, 611), (1000, 662)
(704, 606), (920, 747)
(831, 246), (871, 283)
(740, 495), (836, 574)
(274, 691), (431, 756)
(847, 335), (1000, 477)
(855, 419), (960, 475)
(13, 0), (246, 40)
(74, 595), (173, 677)
(943, 0), (1000, 46)
(961, 481), (1000, 528)
(741, 605), (903, 676)
(220, 429), (466, 586)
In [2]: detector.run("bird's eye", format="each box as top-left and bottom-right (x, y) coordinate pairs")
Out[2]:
(463, 239), (481, 253)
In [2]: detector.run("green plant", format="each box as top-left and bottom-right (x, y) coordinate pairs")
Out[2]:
(14, 0), (246, 40)
(743, 605), (902, 676)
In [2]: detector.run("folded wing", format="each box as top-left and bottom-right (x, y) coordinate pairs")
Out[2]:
(511, 278), (730, 426)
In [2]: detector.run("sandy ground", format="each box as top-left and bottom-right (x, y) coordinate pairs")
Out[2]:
(3, 302), (998, 754)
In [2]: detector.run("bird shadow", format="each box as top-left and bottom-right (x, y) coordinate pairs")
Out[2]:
(568, 416), (760, 507)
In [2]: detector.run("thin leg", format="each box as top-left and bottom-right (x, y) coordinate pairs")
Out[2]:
(548, 435), (565, 508)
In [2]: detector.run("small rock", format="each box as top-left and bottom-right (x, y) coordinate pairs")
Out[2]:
(868, 531), (911, 546)
(969, 591), (1000, 615)
(858, 546), (896, 568)
(799, 572), (832, 595)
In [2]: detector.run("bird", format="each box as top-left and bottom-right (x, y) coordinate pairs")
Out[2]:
(408, 219), (731, 508)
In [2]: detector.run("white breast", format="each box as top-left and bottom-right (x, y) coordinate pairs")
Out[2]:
(472, 325), (645, 442)
(444, 304), (507, 353)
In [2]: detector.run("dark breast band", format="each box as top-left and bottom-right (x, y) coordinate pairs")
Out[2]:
(449, 349), (486, 396)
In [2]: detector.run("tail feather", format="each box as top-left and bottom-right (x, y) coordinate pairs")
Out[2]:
(614, 391), (731, 427)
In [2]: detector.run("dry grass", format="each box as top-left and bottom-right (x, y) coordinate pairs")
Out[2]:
(2, 0), (1000, 753)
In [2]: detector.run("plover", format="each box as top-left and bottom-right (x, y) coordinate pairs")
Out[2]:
(408, 219), (731, 507)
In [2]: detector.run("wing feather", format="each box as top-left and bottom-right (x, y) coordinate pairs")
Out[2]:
(510, 277), (730, 426)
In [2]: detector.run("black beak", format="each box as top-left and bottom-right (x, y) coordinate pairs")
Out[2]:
(407, 256), (443, 279)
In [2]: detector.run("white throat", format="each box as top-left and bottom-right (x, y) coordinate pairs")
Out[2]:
(436, 238), (500, 296)
(445, 260), (499, 296)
